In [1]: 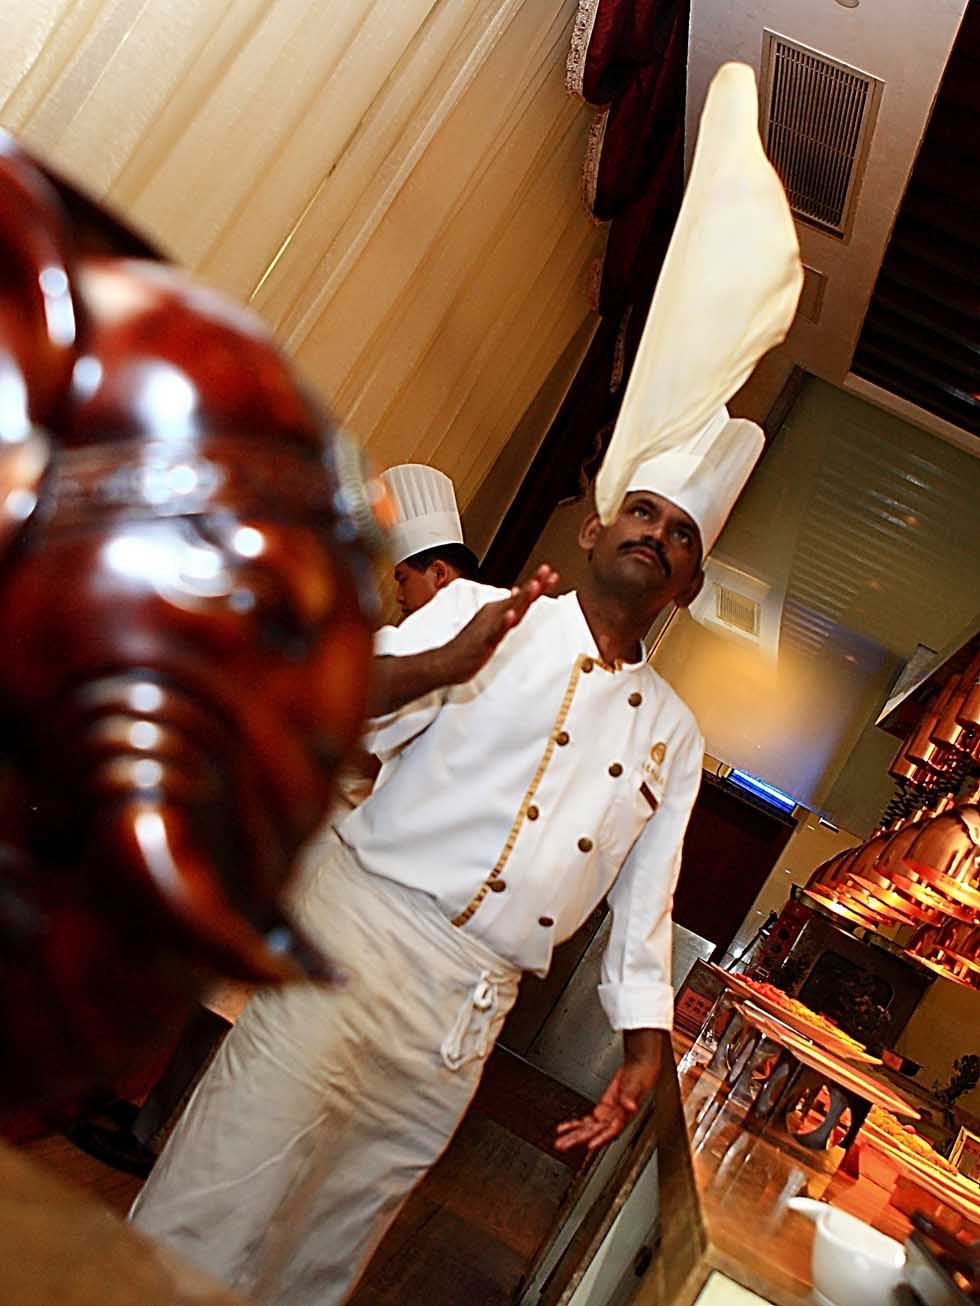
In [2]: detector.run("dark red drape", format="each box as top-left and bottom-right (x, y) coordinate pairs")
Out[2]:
(483, 0), (690, 584)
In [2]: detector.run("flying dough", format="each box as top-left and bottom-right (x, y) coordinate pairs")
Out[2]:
(595, 62), (803, 524)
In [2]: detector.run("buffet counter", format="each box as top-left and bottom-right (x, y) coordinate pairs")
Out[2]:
(523, 1020), (942, 1306)
(674, 1035), (914, 1304)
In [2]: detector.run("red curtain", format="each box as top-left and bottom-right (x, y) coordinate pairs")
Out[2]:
(483, 0), (689, 584)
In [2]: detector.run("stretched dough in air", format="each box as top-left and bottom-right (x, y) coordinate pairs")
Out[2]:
(595, 62), (803, 524)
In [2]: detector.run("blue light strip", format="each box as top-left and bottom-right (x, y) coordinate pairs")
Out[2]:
(726, 768), (797, 815)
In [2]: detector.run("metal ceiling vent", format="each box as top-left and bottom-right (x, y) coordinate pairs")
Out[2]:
(687, 558), (784, 662)
(760, 32), (883, 238)
(716, 586), (759, 637)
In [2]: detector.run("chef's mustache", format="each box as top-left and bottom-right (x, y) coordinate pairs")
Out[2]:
(619, 538), (671, 578)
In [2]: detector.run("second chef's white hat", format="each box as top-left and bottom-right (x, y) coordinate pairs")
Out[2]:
(595, 62), (803, 551)
(379, 463), (465, 565)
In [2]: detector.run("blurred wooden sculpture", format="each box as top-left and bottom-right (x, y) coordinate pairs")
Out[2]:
(0, 134), (384, 1116)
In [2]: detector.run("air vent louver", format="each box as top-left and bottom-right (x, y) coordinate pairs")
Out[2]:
(761, 33), (882, 238)
(715, 586), (760, 637)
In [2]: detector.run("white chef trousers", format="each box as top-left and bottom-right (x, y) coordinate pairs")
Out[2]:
(129, 831), (520, 1305)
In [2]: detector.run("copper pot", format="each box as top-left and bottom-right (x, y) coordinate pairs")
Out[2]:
(934, 920), (980, 972)
(869, 813), (961, 921)
(845, 834), (925, 925)
(806, 849), (859, 895)
(957, 671), (980, 731)
(847, 822), (934, 918)
(932, 689), (970, 751)
(903, 807), (980, 911)
(905, 924), (978, 987)
(889, 734), (931, 785)
(803, 885), (884, 927)
(907, 677), (960, 769)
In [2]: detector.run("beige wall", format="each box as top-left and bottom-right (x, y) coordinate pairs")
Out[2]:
(651, 609), (897, 815)
(2, 0), (602, 546)
(896, 980), (980, 1117)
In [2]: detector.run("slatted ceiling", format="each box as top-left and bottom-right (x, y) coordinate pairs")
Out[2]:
(859, 347), (980, 430)
(853, 1), (980, 436)
(882, 252), (980, 323)
(860, 310), (980, 392)
(777, 405), (980, 660)
(781, 600), (836, 653)
(892, 222), (980, 290)
(860, 337), (980, 408)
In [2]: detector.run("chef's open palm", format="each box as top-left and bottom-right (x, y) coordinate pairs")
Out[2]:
(443, 565), (559, 685)
(554, 1061), (656, 1153)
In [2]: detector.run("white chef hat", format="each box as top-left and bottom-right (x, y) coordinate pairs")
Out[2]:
(379, 463), (465, 565)
(626, 406), (765, 555)
(595, 62), (802, 545)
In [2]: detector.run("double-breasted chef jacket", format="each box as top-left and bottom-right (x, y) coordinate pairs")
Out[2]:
(340, 580), (704, 1032)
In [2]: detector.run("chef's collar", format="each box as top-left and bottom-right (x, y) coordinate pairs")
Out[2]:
(562, 591), (648, 672)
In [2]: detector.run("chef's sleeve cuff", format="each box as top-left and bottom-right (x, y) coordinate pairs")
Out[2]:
(597, 981), (674, 1032)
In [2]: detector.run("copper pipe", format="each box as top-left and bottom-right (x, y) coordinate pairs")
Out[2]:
(906, 725), (944, 770)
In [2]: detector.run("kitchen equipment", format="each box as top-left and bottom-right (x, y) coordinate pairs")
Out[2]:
(788, 1196), (905, 1305)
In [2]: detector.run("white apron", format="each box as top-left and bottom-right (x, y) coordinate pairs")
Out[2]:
(130, 832), (519, 1305)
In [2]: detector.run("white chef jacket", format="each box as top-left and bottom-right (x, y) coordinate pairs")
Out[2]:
(339, 581), (704, 1031)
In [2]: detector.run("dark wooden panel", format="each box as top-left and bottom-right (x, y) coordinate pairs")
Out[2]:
(672, 778), (795, 955)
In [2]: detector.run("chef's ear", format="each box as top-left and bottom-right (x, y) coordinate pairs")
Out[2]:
(674, 568), (705, 610)
(429, 558), (452, 591)
(577, 510), (602, 555)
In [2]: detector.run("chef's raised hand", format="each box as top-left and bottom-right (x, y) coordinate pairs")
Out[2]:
(439, 564), (559, 686)
(369, 564), (559, 716)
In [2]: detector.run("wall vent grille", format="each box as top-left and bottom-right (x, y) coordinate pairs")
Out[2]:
(761, 32), (882, 238)
(715, 586), (760, 637)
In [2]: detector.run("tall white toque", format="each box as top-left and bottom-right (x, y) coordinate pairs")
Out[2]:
(379, 463), (465, 565)
(595, 61), (803, 550)
(625, 407), (766, 555)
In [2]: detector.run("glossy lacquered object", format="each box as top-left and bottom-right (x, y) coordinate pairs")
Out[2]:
(0, 135), (385, 1110)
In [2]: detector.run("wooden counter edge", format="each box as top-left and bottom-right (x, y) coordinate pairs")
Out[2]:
(0, 1140), (250, 1306)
